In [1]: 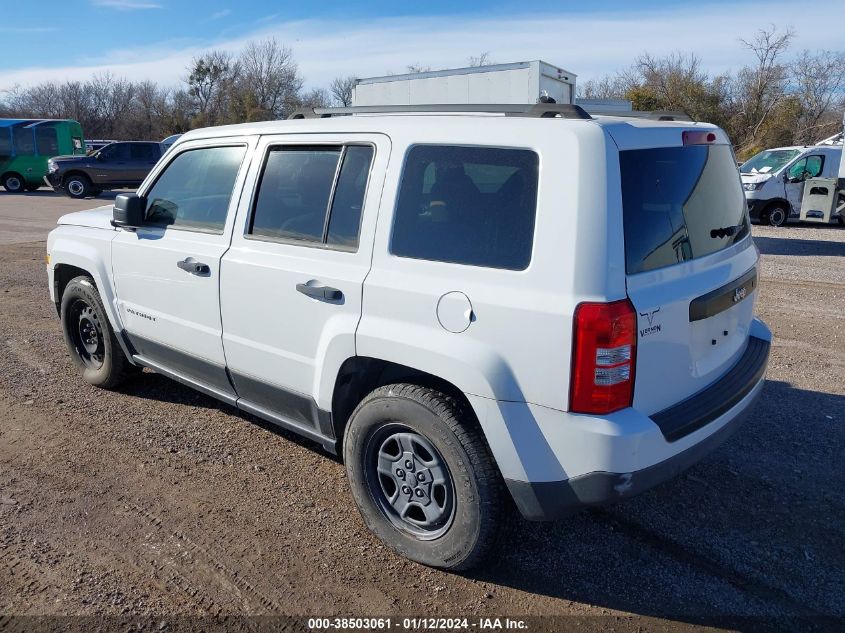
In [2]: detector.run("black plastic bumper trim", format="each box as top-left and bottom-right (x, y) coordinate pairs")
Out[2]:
(652, 335), (770, 442)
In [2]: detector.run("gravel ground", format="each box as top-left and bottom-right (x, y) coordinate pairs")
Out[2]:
(0, 194), (843, 632)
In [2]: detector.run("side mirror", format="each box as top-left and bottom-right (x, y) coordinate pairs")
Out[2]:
(782, 172), (789, 183)
(111, 193), (145, 229)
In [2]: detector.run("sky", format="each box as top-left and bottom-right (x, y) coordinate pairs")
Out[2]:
(1, 0), (844, 92)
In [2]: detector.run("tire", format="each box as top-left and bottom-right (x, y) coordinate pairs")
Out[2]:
(837, 194), (845, 226)
(63, 174), (91, 199)
(2, 172), (25, 193)
(343, 384), (502, 570)
(765, 203), (788, 227)
(60, 276), (134, 389)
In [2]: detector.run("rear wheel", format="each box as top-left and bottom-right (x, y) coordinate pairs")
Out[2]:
(765, 203), (789, 227)
(2, 173), (24, 193)
(64, 174), (91, 199)
(344, 384), (503, 570)
(837, 194), (845, 226)
(60, 276), (134, 388)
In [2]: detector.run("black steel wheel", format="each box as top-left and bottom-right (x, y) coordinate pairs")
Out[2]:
(60, 275), (135, 388)
(67, 300), (105, 370)
(344, 384), (503, 570)
(766, 204), (788, 227)
(366, 424), (456, 540)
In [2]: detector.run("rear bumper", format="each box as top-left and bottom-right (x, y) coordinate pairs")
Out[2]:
(499, 324), (771, 521)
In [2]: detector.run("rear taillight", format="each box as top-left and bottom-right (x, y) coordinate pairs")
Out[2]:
(570, 299), (637, 415)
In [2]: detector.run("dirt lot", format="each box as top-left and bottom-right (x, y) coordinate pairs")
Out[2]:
(0, 191), (843, 632)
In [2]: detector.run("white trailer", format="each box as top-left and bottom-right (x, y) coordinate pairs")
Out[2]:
(352, 61), (577, 107)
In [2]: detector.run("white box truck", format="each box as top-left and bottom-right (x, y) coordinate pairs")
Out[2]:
(352, 61), (577, 106)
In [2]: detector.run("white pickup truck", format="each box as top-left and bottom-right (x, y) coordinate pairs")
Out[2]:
(47, 104), (771, 570)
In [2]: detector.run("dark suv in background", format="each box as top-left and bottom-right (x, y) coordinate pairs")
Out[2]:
(46, 141), (163, 198)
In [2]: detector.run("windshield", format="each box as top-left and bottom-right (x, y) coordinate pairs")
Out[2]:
(621, 144), (749, 275)
(740, 149), (801, 174)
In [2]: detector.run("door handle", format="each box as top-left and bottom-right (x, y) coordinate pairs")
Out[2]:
(296, 281), (343, 301)
(177, 257), (210, 275)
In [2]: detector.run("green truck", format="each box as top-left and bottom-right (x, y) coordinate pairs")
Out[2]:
(0, 119), (86, 192)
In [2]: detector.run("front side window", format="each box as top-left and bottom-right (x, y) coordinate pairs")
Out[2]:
(787, 155), (823, 181)
(98, 143), (128, 161)
(144, 145), (246, 232)
(35, 127), (59, 155)
(391, 145), (539, 270)
(249, 144), (373, 249)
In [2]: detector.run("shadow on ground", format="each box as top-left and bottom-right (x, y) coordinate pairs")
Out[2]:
(116, 369), (844, 627)
(755, 234), (845, 257)
(471, 379), (844, 627)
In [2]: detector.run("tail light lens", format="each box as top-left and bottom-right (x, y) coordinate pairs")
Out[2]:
(570, 299), (637, 414)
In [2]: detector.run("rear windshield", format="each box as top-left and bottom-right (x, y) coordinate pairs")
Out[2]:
(620, 144), (749, 275)
(740, 148), (800, 174)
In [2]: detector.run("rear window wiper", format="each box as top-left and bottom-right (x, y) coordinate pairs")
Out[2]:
(710, 224), (745, 239)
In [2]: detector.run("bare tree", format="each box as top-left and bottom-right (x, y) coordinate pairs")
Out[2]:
(730, 26), (795, 152)
(186, 50), (236, 127)
(239, 38), (303, 119)
(299, 88), (331, 109)
(329, 76), (356, 107)
(791, 49), (845, 143)
(467, 52), (494, 67)
(405, 63), (431, 74)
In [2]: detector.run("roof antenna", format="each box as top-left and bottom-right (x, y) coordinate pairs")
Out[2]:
(538, 90), (557, 104)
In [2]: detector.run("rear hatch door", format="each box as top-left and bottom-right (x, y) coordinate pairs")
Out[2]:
(610, 129), (759, 418)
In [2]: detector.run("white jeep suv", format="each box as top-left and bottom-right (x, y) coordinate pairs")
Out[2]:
(46, 104), (770, 570)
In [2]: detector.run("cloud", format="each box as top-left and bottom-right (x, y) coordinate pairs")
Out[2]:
(91, 0), (162, 10)
(3, 3), (845, 91)
(210, 9), (232, 20)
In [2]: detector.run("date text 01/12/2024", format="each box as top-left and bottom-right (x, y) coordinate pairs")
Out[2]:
(307, 617), (529, 630)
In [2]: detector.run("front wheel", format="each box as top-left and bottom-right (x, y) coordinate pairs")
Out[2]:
(344, 384), (503, 570)
(60, 276), (134, 388)
(765, 204), (789, 227)
(64, 175), (91, 199)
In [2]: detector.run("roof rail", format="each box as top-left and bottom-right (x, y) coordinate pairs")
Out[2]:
(588, 109), (692, 122)
(287, 103), (593, 120)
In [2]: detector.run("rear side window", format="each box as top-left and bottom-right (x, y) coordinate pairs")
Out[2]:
(12, 128), (35, 156)
(249, 145), (373, 250)
(130, 143), (160, 161)
(391, 145), (539, 270)
(144, 145), (246, 232)
(0, 131), (10, 158)
(620, 144), (749, 275)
